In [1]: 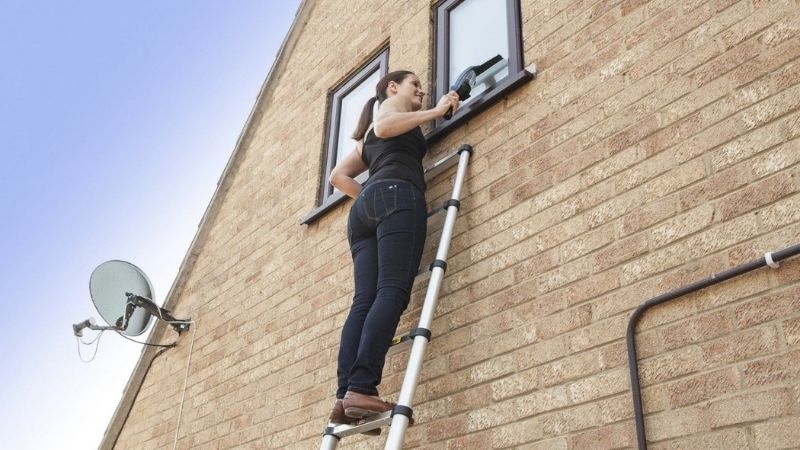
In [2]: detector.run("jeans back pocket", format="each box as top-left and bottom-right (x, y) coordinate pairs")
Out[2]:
(364, 184), (398, 221)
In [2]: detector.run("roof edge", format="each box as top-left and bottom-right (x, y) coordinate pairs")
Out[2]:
(98, 2), (314, 448)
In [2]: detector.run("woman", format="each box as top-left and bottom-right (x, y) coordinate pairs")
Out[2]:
(327, 70), (459, 429)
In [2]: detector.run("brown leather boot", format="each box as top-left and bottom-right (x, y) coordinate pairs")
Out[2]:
(342, 391), (395, 419)
(342, 392), (415, 425)
(329, 399), (381, 436)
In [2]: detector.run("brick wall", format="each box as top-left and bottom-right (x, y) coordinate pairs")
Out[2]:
(110, 0), (800, 448)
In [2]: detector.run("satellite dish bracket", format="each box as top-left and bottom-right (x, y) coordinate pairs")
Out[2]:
(76, 294), (191, 338)
(117, 293), (191, 334)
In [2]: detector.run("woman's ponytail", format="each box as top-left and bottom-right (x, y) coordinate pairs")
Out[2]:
(352, 96), (379, 141)
(351, 70), (414, 141)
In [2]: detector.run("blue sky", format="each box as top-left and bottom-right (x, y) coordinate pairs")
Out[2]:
(0, 1), (300, 448)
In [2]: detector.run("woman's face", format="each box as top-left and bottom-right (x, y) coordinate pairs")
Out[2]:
(391, 74), (425, 110)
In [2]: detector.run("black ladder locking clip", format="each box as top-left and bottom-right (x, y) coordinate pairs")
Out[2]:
(323, 427), (339, 439)
(391, 405), (413, 421)
(429, 259), (447, 273)
(443, 199), (461, 211)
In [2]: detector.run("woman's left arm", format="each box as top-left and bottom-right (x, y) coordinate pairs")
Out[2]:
(329, 141), (368, 199)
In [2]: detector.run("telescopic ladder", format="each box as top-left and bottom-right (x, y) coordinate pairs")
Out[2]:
(320, 144), (472, 450)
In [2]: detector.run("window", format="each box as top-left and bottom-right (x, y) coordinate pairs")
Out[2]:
(300, 50), (388, 224)
(429, 0), (533, 142)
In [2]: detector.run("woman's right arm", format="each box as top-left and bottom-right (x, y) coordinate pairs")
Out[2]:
(373, 92), (459, 139)
(329, 140), (369, 199)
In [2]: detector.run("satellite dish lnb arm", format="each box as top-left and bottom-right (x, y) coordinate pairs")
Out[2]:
(125, 293), (191, 334)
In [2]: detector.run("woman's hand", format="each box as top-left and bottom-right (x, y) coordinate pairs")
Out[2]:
(329, 142), (368, 199)
(434, 91), (460, 117)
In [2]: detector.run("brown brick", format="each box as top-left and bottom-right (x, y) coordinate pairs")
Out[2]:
(719, 171), (797, 221)
(540, 351), (600, 388)
(488, 416), (546, 448)
(469, 352), (519, 385)
(655, 428), (749, 450)
(491, 367), (539, 402)
(679, 161), (751, 211)
(567, 368), (629, 404)
(565, 269), (621, 307)
(667, 367), (739, 407)
(621, 243), (689, 284)
(733, 285), (800, 328)
(709, 388), (793, 428)
(616, 150), (676, 193)
(753, 416), (800, 449)
(646, 407), (707, 441)
(760, 193), (800, 232)
(537, 304), (592, 340)
(661, 310), (733, 351)
(541, 402), (603, 437)
(639, 346), (703, 385)
(569, 421), (634, 449)
(516, 437), (569, 450)
(427, 414), (468, 442)
(598, 342), (629, 370)
(590, 189), (647, 230)
(561, 182), (617, 221)
(784, 317), (800, 346)
(596, 392), (641, 422)
(516, 335), (571, 370)
(569, 314), (628, 353)
(722, 0), (797, 48)
(636, 330), (664, 360)
(743, 350), (800, 387)
(686, 213), (761, 258)
(773, 255), (800, 286)
(594, 233), (650, 272)
(445, 432), (490, 450)
(701, 326), (779, 367)
(712, 109), (800, 174)
(643, 157), (707, 201)
(651, 203), (715, 247)
(620, 195), (679, 236)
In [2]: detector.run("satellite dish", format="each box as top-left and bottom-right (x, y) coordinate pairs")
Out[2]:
(89, 260), (155, 336)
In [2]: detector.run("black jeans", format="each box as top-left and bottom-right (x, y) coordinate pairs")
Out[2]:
(337, 180), (427, 398)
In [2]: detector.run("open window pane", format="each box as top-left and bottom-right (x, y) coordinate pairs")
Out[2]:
(448, 0), (509, 102)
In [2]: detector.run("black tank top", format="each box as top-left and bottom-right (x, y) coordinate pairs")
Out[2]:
(361, 126), (427, 193)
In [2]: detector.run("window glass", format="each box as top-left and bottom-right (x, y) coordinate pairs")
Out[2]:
(448, 0), (509, 101)
(336, 70), (381, 166)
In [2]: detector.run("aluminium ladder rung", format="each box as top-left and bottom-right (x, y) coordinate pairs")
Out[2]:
(423, 150), (460, 180)
(326, 411), (392, 439)
(425, 150), (461, 217)
(425, 150), (462, 217)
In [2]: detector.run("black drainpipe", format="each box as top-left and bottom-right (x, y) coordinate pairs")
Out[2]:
(626, 243), (800, 450)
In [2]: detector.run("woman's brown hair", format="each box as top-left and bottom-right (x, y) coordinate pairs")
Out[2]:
(351, 70), (415, 141)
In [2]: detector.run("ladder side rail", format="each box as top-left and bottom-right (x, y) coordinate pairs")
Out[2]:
(319, 434), (338, 450)
(384, 147), (471, 450)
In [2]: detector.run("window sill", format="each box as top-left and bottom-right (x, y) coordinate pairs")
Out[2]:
(299, 191), (350, 225)
(425, 67), (536, 144)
